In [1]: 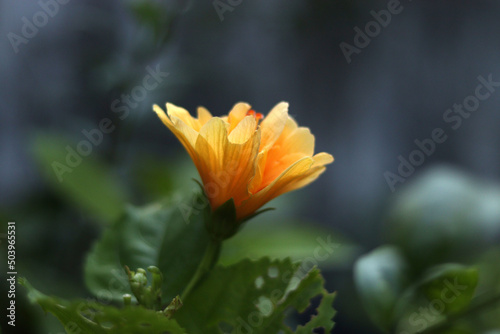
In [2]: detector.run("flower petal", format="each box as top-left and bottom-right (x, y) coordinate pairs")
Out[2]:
(248, 150), (268, 194)
(197, 106), (213, 126)
(195, 118), (230, 207)
(247, 103), (290, 193)
(228, 102), (252, 132)
(154, 104), (199, 162)
(238, 157), (316, 219)
(281, 127), (315, 156)
(312, 152), (334, 167)
(256, 123), (315, 189)
(259, 102), (289, 151)
(222, 129), (261, 206)
(166, 103), (199, 130)
(246, 152), (332, 216)
(228, 116), (257, 144)
(170, 116), (199, 149)
(259, 153), (304, 188)
(277, 166), (327, 197)
(153, 104), (173, 126)
(198, 117), (229, 156)
(269, 153), (333, 197)
(280, 117), (299, 139)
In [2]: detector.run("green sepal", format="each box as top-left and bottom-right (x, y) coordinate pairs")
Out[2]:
(204, 197), (239, 241)
(191, 178), (205, 192)
(240, 207), (276, 224)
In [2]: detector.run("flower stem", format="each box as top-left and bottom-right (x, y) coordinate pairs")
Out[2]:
(417, 291), (500, 334)
(181, 238), (221, 301)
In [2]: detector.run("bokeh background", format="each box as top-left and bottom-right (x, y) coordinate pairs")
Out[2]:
(2, 1), (500, 333)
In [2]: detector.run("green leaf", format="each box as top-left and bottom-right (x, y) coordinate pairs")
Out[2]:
(418, 264), (479, 315)
(84, 195), (211, 304)
(393, 264), (479, 334)
(174, 257), (336, 334)
(354, 246), (409, 331)
(295, 292), (336, 334)
(32, 133), (128, 223)
(19, 278), (186, 334)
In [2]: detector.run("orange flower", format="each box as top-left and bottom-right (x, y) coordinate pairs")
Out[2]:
(153, 102), (334, 221)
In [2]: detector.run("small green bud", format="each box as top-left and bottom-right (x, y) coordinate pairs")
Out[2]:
(132, 269), (148, 286)
(124, 265), (164, 311)
(123, 294), (132, 306)
(147, 266), (163, 295)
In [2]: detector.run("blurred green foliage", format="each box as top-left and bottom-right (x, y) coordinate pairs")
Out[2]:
(355, 167), (500, 334)
(15, 127), (342, 333)
(387, 167), (500, 272)
(20, 278), (186, 334)
(15, 135), (500, 334)
(24, 186), (338, 332)
(84, 201), (211, 304)
(354, 246), (409, 331)
(33, 133), (129, 224)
